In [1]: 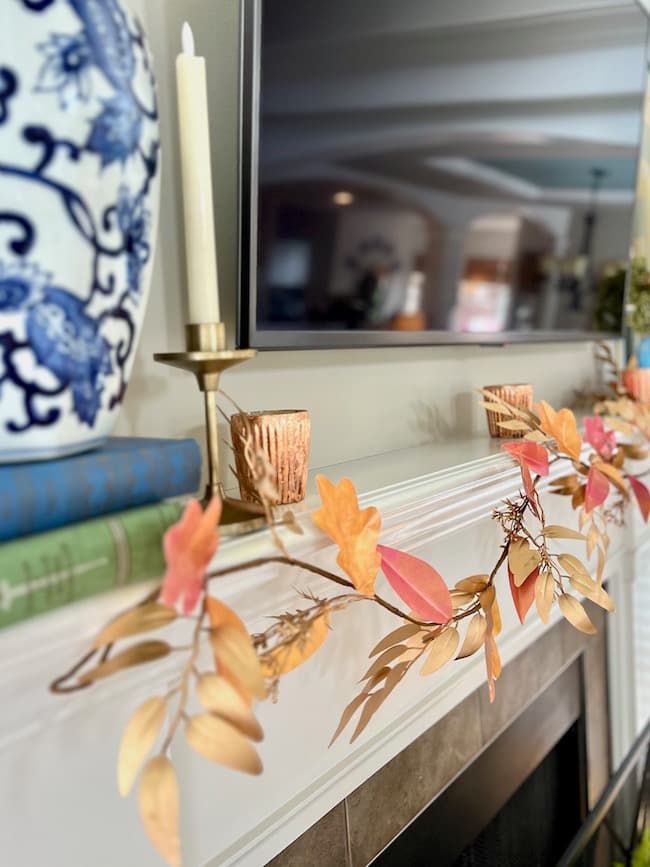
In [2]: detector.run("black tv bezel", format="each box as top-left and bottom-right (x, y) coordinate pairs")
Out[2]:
(238, 0), (633, 351)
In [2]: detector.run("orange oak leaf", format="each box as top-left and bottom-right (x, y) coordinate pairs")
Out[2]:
(377, 545), (452, 622)
(160, 498), (222, 614)
(629, 476), (650, 523)
(534, 400), (583, 460)
(484, 607), (501, 704)
(312, 476), (381, 595)
(585, 466), (609, 514)
(508, 564), (539, 625)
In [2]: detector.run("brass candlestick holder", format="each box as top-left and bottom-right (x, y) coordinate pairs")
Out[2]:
(154, 322), (267, 536)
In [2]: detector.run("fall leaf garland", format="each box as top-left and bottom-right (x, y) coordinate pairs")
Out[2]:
(50, 383), (650, 867)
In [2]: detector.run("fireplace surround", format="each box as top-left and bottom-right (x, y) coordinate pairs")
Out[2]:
(267, 605), (609, 867)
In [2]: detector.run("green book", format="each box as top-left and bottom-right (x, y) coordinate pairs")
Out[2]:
(0, 501), (183, 630)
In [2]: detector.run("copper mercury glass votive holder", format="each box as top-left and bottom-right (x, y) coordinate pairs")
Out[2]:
(231, 409), (311, 505)
(483, 383), (533, 438)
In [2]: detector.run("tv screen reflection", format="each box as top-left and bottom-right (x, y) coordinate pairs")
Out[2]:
(245, 0), (648, 346)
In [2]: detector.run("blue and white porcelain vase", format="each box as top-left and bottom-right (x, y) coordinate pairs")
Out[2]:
(0, 0), (160, 462)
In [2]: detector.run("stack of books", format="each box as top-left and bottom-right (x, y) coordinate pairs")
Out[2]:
(0, 437), (202, 630)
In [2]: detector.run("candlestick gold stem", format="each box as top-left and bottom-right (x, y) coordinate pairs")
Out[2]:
(154, 323), (266, 536)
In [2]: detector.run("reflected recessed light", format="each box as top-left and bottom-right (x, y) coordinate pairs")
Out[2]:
(333, 191), (355, 206)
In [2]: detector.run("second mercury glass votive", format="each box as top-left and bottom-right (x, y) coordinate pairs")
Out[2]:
(483, 383), (533, 438)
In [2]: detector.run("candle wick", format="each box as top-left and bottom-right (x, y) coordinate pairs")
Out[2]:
(181, 21), (195, 56)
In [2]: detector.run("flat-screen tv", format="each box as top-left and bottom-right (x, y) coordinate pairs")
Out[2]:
(239, 0), (648, 349)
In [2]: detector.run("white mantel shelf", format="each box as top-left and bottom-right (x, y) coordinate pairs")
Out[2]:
(0, 437), (645, 867)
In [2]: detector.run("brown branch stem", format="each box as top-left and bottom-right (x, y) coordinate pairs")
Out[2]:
(161, 596), (206, 754)
(207, 556), (433, 627)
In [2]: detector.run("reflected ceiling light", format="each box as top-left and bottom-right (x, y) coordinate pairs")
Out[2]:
(332, 190), (355, 206)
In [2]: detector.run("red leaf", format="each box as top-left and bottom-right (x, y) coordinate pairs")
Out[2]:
(378, 545), (452, 622)
(585, 467), (609, 514)
(508, 565), (538, 625)
(520, 463), (539, 517)
(629, 476), (650, 523)
(502, 441), (550, 477)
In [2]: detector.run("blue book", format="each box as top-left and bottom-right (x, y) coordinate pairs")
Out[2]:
(0, 437), (201, 542)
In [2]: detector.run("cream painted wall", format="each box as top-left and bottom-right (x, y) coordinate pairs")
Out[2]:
(116, 0), (615, 472)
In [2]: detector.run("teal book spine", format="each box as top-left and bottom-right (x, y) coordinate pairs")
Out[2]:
(0, 436), (201, 543)
(0, 501), (183, 630)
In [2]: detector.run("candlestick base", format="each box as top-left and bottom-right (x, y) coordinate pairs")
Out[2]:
(154, 323), (267, 536)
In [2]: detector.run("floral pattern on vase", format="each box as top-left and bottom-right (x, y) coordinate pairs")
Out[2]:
(0, 0), (160, 461)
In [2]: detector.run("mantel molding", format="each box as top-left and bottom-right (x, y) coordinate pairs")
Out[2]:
(0, 439), (636, 752)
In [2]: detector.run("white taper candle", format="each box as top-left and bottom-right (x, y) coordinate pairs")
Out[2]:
(176, 21), (220, 323)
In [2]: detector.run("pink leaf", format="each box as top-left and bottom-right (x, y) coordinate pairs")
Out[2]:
(584, 416), (617, 461)
(585, 467), (609, 514)
(508, 565), (538, 625)
(629, 476), (650, 523)
(160, 498), (222, 614)
(502, 441), (549, 477)
(378, 545), (452, 622)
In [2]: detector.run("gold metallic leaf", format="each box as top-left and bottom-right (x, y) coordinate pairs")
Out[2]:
(456, 614), (487, 660)
(369, 623), (420, 657)
(282, 510), (304, 535)
(534, 571), (554, 625)
(621, 443), (649, 460)
(568, 575), (615, 613)
(497, 419), (531, 432)
(455, 575), (489, 593)
(572, 486), (586, 510)
(185, 714), (263, 775)
(491, 598), (503, 637)
(508, 539), (541, 587)
(92, 603), (177, 649)
(484, 630), (501, 704)
(557, 554), (590, 581)
(479, 585), (496, 612)
(138, 756), (181, 867)
(210, 625), (266, 701)
(524, 430), (549, 443)
(586, 524), (600, 559)
(195, 674), (264, 742)
(479, 401), (510, 414)
(118, 696), (167, 797)
(261, 612), (330, 678)
(541, 525), (586, 541)
(450, 591), (475, 609)
(551, 474), (580, 491)
(558, 594), (597, 634)
(420, 627), (459, 676)
(477, 392), (513, 415)
(79, 641), (172, 685)
(597, 547), (606, 585)
(604, 416), (635, 435)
